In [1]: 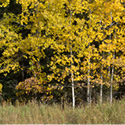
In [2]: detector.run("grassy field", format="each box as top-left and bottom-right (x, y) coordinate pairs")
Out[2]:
(0, 99), (125, 124)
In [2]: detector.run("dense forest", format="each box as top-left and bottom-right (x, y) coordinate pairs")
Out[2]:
(0, 0), (125, 108)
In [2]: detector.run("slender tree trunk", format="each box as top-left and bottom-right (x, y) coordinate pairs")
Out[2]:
(109, 11), (113, 104)
(87, 8), (91, 104)
(100, 51), (104, 104)
(87, 62), (90, 103)
(69, 7), (75, 109)
(110, 50), (115, 104)
(110, 19), (116, 104)
(71, 47), (75, 109)
(100, 75), (103, 104)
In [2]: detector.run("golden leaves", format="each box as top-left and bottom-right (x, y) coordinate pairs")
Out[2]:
(0, 0), (124, 98)
(0, 0), (9, 7)
(0, 83), (3, 92)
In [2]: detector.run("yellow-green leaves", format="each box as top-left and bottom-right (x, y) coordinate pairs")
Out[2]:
(0, 83), (3, 92)
(0, 0), (9, 7)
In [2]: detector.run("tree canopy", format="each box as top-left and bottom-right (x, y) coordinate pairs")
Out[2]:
(0, 0), (125, 106)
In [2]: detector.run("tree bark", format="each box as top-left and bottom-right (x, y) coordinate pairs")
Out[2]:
(100, 51), (104, 104)
(109, 11), (113, 104)
(87, 8), (91, 104)
(69, 7), (75, 109)
(110, 51), (115, 104)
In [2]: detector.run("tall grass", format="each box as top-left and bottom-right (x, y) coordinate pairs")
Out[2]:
(0, 99), (125, 124)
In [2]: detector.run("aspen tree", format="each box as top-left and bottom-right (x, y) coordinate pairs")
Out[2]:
(100, 51), (104, 104)
(69, 6), (75, 109)
(109, 11), (113, 104)
(0, 0), (125, 104)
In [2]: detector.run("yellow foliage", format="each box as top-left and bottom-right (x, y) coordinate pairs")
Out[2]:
(0, 83), (3, 92)
(0, 0), (124, 97)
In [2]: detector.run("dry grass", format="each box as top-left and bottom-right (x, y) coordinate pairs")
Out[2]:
(0, 99), (125, 124)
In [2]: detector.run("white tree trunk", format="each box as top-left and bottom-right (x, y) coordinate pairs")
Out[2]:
(100, 52), (104, 104)
(100, 75), (103, 104)
(87, 62), (90, 104)
(109, 11), (113, 104)
(71, 48), (75, 109)
(110, 51), (115, 104)
(69, 8), (75, 109)
(87, 8), (91, 104)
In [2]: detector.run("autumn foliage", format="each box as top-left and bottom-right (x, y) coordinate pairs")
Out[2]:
(0, 0), (125, 105)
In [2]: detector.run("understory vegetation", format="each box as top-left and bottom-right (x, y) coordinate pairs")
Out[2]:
(0, 99), (125, 124)
(0, 0), (125, 111)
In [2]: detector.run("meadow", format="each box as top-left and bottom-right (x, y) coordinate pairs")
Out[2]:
(0, 99), (125, 124)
